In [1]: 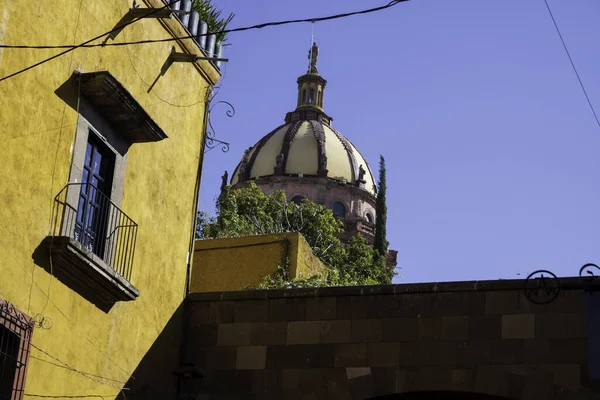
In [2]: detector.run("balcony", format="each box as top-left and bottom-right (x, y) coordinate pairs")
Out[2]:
(42, 183), (139, 310)
(343, 219), (376, 241)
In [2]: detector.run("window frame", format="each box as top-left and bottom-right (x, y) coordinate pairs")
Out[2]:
(62, 98), (129, 237)
(0, 299), (33, 400)
(332, 201), (346, 219)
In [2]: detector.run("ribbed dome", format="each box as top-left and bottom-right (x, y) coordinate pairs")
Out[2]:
(230, 118), (377, 196)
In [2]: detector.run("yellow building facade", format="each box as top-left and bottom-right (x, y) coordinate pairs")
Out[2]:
(0, 0), (219, 397)
(192, 233), (326, 292)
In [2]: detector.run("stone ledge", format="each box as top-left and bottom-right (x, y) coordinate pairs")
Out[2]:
(44, 236), (139, 310)
(187, 277), (600, 303)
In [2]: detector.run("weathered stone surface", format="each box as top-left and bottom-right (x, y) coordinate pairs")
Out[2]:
(419, 366), (452, 390)
(441, 316), (468, 340)
(336, 296), (369, 319)
(268, 298), (307, 322)
(382, 318), (418, 342)
(197, 346), (237, 369)
(334, 344), (367, 367)
(416, 341), (458, 366)
(305, 297), (336, 320)
(535, 363), (582, 391)
(250, 322), (287, 345)
(185, 283), (592, 399)
(457, 340), (492, 366)
(452, 368), (475, 390)
(266, 345), (334, 369)
(367, 343), (402, 367)
(217, 323), (253, 346)
(351, 319), (383, 343)
(535, 313), (587, 339)
(366, 295), (398, 319)
(417, 317), (441, 340)
(469, 315), (502, 340)
(490, 340), (525, 365)
(502, 314), (535, 339)
(251, 369), (281, 395)
(188, 325), (217, 350)
(320, 320), (351, 344)
(209, 301), (235, 324)
(234, 299), (269, 322)
(486, 291), (519, 314)
(287, 321), (322, 345)
(236, 346), (267, 370)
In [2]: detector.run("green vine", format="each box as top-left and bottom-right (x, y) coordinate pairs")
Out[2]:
(191, 0), (235, 44)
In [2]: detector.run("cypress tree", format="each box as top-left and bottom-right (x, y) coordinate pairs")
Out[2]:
(374, 155), (388, 257)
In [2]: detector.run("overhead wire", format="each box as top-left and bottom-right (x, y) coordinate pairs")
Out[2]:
(8, 245), (135, 381)
(0, 1), (407, 49)
(15, 329), (128, 390)
(0, 0), (180, 82)
(29, 355), (128, 384)
(542, 0), (600, 129)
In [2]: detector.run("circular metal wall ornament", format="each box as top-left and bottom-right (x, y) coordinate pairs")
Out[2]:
(524, 269), (561, 305)
(579, 263), (600, 283)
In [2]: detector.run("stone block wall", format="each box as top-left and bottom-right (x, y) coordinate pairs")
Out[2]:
(184, 278), (600, 399)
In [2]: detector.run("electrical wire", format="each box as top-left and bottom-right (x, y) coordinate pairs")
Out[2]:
(543, 0), (600, 129)
(123, 29), (207, 107)
(0, 0), (180, 82)
(29, 355), (128, 384)
(16, 330), (128, 390)
(0, 1), (407, 51)
(8, 246), (135, 380)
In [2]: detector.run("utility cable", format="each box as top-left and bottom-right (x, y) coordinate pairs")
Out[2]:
(29, 355), (128, 384)
(543, 0), (600, 129)
(0, 1), (407, 51)
(0, 0), (180, 82)
(25, 336), (129, 390)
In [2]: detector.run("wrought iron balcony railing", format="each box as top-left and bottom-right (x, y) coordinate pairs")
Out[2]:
(53, 183), (138, 281)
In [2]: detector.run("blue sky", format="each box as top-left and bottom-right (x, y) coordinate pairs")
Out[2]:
(199, 0), (600, 284)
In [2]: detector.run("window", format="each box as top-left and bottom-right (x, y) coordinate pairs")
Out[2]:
(291, 196), (305, 206)
(333, 201), (346, 219)
(365, 212), (373, 223)
(47, 94), (141, 309)
(309, 88), (315, 104)
(0, 301), (32, 400)
(74, 134), (115, 256)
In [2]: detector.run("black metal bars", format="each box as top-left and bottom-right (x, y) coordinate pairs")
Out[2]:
(53, 183), (138, 281)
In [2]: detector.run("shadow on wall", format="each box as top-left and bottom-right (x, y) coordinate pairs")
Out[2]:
(369, 391), (511, 399)
(119, 301), (185, 399)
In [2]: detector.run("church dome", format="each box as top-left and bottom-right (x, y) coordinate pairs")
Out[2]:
(230, 43), (377, 196)
(230, 118), (376, 195)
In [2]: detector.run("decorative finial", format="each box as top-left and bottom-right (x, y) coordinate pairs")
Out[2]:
(308, 42), (319, 74)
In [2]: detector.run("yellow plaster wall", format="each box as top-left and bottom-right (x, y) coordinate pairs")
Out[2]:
(191, 232), (325, 292)
(0, 0), (218, 396)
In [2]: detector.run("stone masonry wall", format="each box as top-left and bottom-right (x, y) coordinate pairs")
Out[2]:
(185, 278), (600, 400)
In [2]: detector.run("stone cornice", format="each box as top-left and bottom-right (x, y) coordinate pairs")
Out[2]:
(187, 276), (600, 302)
(232, 175), (377, 203)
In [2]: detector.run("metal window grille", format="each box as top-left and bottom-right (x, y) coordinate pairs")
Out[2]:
(0, 301), (33, 400)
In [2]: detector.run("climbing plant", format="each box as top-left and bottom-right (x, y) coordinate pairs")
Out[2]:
(196, 182), (395, 288)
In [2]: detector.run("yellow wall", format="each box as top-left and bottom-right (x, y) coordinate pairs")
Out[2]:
(0, 0), (218, 397)
(191, 232), (325, 292)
